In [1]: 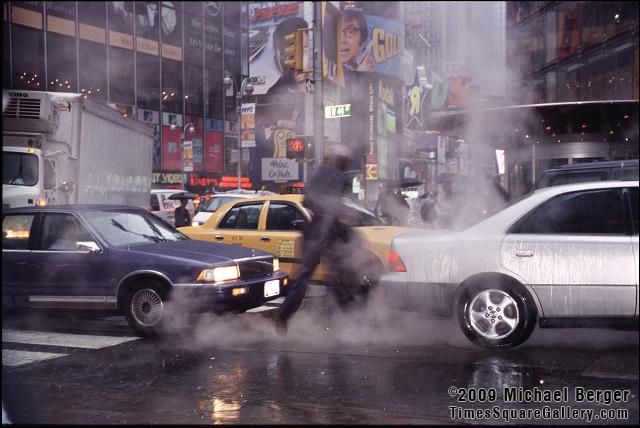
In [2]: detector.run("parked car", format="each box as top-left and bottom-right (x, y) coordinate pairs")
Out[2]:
(150, 189), (196, 225)
(379, 180), (639, 349)
(532, 159), (639, 190)
(2, 204), (288, 336)
(178, 194), (417, 291)
(192, 193), (255, 226)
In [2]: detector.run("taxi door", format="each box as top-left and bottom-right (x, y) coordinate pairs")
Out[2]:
(261, 201), (324, 282)
(209, 201), (266, 249)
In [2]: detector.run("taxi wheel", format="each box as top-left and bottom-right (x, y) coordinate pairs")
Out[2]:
(456, 279), (537, 349)
(124, 280), (167, 336)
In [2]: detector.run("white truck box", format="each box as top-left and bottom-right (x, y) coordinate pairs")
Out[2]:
(3, 91), (154, 209)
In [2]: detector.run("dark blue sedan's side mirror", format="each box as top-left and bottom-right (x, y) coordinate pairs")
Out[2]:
(76, 241), (102, 254)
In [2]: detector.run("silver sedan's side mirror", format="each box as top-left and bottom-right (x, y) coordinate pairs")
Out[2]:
(76, 241), (102, 254)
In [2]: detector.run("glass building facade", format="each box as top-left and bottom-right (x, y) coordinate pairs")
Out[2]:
(507, 1), (639, 103)
(3, 1), (244, 193)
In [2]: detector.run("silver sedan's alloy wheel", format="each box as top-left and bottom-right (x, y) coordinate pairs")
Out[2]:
(130, 288), (164, 327)
(468, 289), (519, 340)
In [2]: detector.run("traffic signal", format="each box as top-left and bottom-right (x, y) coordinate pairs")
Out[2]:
(286, 137), (306, 159)
(283, 30), (303, 71)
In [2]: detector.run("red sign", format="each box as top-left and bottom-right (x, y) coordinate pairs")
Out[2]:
(205, 132), (223, 173)
(162, 125), (181, 171)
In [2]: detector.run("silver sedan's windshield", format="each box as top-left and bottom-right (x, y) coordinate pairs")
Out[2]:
(85, 210), (188, 247)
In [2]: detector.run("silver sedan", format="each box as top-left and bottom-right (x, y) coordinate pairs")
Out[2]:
(378, 180), (639, 348)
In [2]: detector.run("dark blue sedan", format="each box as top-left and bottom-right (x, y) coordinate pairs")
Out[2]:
(2, 204), (288, 336)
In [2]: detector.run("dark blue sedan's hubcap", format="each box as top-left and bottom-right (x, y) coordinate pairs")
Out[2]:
(131, 288), (163, 327)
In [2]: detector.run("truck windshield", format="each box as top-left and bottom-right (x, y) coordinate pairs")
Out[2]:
(3, 152), (39, 186)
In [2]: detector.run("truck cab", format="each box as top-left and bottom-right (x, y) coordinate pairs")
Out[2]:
(2, 146), (49, 209)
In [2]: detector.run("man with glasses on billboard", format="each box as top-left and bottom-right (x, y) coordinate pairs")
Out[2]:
(339, 9), (373, 72)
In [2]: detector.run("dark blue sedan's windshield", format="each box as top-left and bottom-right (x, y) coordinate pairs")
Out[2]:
(85, 210), (188, 247)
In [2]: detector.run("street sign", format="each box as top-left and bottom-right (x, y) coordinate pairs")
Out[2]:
(324, 104), (352, 119)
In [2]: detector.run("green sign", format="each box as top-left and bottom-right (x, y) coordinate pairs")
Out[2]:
(324, 104), (352, 119)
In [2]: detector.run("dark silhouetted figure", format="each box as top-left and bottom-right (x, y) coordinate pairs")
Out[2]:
(174, 199), (192, 228)
(275, 144), (353, 335)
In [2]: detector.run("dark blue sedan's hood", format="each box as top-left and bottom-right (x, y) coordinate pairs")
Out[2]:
(127, 239), (272, 265)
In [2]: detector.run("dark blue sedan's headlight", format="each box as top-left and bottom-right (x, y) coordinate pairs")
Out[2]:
(197, 264), (240, 283)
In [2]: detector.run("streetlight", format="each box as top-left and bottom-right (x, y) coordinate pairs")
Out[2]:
(223, 74), (254, 190)
(170, 122), (195, 190)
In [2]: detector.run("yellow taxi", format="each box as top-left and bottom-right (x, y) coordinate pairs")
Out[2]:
(178, 194), (417, 285)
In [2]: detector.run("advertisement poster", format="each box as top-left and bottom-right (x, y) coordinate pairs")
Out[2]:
(241, 103), (256, 148)
(205, 131), (223, 173)
(161, 125), (181, 171)
(337, 7), (405, 81)
(248, 2), (311, 95)
(192, 138), (203, 171)
(183, 140), (193, 172)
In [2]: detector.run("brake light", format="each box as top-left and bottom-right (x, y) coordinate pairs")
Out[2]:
(388, 251), (406, 272)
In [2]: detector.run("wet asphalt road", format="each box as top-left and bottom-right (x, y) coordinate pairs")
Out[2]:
(2, 289), (639, 425)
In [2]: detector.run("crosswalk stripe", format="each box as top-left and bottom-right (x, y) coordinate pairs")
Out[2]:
(2, 329), (140, 349)
(2, 349), (67, 367)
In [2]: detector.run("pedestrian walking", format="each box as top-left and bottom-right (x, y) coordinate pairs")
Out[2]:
(174, 199), (192, 228)
(275, 144), (354, 335)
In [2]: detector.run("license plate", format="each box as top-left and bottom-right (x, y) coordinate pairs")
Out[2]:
(264, 280), (280, 298)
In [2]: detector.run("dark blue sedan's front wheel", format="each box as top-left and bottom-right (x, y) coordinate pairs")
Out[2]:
(124, 280), (167, 336)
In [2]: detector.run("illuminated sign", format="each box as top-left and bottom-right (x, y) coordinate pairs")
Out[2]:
(324, 104), (352, 118)
(365, 163), (378, 180)
(286, 137), (305, 159)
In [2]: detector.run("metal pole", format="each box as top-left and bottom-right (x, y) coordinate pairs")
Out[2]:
(237, 79), (244, 190)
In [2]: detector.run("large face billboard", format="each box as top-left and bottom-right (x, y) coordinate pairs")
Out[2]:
(248, 2), (311, 95)
(325, 5), (408, 83)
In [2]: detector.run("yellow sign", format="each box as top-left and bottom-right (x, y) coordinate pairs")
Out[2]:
(276, 240), (295, 258)
(365, 164), (378, 180)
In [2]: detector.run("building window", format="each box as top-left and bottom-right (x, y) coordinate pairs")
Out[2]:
(161, 58), (182, 113)
(11, 24), (45, 91)
(46, 32), (77, 92)
(108, 46), (135, 105)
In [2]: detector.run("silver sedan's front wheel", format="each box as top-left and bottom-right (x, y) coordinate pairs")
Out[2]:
(457, 279), (536, 349)
(124, 281), (166, 336)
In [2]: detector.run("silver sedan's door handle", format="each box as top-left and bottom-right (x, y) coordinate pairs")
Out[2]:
(214, 235), (224, 241)
(516, 250), (534, 257)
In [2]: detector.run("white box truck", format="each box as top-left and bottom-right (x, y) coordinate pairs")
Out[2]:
(3, 90), (154, 209)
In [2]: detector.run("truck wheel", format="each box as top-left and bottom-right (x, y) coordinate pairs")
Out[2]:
(456, 279), (537, 349)
(123, 280), (167, 336)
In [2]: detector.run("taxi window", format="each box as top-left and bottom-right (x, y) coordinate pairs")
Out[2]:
(218, 203), (263, 230)
(266, 203), (306, 230)
(2, 214), (36, 250)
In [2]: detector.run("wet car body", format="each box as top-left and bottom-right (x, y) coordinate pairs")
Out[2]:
(178, 194), (416, 286)
(379, 181), (639, 348)
(2, 204), (287, 335)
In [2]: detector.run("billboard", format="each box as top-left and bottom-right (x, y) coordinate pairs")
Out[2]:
(248, 2), (311, 95)
(335, 7), (406, 82)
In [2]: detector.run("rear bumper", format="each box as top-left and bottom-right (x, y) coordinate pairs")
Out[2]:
(378, 273), (457, 317)
(171, 271), (289, 313)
